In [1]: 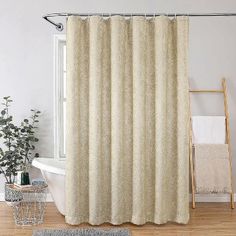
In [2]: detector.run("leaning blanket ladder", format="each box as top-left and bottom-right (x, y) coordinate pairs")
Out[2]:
(189, 78), (234, 209)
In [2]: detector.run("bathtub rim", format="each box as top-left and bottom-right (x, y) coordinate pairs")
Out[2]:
(32, 158), (65, 176)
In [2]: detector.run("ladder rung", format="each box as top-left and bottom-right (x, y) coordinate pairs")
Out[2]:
(189, 90), (224, 93)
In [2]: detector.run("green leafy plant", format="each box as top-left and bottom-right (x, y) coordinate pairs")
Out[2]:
(0, 96), (40, 183)
(17, 109), (40, 171)
(0, 97), (21, 183)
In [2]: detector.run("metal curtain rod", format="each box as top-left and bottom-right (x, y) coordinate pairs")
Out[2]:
(43, 12), (236, 31)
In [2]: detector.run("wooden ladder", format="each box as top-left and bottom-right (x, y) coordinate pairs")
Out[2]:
(189, 78), (234, 209)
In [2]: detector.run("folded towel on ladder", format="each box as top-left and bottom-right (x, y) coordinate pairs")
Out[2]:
(194, 144), (231, 193)
(192, 116), (226, 144)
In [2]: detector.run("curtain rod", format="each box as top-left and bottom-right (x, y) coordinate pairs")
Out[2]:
(43, 12), (236, 31)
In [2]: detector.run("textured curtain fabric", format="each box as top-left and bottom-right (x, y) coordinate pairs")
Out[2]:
(66, 15), (190, 225)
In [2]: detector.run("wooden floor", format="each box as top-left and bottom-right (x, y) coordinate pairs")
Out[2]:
(0, 203), (236, 236)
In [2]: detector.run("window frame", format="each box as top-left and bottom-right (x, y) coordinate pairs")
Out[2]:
(54, 34), (66, 159)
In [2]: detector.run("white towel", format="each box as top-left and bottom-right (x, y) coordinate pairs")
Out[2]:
(192, 116), (226, 144)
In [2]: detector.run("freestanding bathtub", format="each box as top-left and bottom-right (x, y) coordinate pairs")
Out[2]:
(32, 158), (65, 215)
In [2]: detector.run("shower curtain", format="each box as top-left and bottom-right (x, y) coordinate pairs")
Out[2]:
(66, 15), (190, 225)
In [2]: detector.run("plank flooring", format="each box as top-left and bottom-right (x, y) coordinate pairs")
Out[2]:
(0, 203), (236, 236)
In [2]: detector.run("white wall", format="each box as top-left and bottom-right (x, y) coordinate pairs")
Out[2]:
(0, 0), (236, 194)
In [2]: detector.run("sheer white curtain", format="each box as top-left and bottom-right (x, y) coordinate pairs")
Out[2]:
(66, 15), (190, 225)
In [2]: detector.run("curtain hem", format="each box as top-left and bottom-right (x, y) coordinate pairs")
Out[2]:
(65, 215), (189, 225)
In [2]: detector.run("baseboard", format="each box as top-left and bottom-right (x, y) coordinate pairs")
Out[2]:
(0, 193), (54, 202)
(0, 193), (234, 203)
(46, 193), (54, 202)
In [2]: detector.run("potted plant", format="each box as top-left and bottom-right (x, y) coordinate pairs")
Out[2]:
(0, 96), (40, 204)
(0, 97), (23, 204)
(15, 108), (40, 185)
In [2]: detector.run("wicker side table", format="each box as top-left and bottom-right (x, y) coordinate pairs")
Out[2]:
(7, 184), (48, 226)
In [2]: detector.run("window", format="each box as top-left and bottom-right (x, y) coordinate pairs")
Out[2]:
(54, 35), (66, 159)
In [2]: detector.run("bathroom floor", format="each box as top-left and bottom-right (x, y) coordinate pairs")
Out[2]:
(0, 203), (235, 236)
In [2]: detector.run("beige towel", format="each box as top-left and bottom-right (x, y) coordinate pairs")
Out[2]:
(194, 144), (231, 193)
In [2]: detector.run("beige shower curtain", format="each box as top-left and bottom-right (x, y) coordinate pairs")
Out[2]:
(66, 15), (189, 225)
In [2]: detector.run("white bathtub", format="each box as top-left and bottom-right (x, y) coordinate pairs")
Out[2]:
(32, 158), (65, 215)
